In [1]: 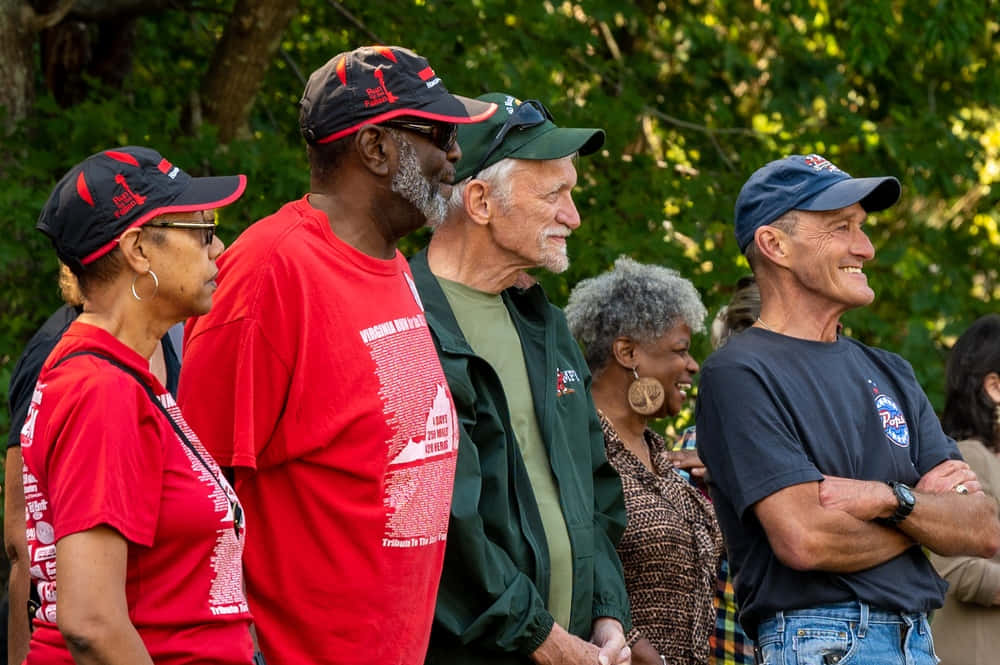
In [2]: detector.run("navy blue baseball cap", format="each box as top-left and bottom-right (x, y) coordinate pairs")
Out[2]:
(734, 154), (901, 253)
(37, 146), (246, 269)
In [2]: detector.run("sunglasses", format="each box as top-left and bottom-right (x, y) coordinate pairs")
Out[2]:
(468, 99), (553, 179)
(382, 118), (459, 152)
(146, 209), (219, 246)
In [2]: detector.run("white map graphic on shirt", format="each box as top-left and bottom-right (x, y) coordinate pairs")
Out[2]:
(390, 384), (456, 465)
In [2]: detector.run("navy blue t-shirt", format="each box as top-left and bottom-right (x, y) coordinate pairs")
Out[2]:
(695, 328), (959, 638)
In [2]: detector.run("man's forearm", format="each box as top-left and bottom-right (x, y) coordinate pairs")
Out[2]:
(901, 490), (1000, 557)
(818, 471), (1000, 559)
(793, 513), (914, 573)
(757, 482), (914, 573)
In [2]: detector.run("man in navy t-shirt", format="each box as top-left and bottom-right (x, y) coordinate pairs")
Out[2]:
(696, 154), (1000, 665)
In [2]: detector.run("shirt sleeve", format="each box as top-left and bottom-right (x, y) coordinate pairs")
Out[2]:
(178, 316), (290, 471)
(43, 371), (163, 546)
(906, 362), (962, 473)
(695, 362), (824, 519)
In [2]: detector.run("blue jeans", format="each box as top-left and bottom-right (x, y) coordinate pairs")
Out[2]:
(755, 602), (939, 665)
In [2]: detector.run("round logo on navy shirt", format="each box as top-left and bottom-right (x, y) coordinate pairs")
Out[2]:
(875, 393), (910, 447)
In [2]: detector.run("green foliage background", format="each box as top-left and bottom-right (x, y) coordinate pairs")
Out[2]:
(2, 0), (999, 444)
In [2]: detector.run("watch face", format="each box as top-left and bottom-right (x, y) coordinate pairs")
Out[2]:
(899, 485), (915, 503)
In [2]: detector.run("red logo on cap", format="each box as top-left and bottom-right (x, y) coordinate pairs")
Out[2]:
(336, 57), (348, 85)
(373, 46), (397, 62)
(365, 67), (399, 108)
(803, 154), (843, 174)
(112, 174), (147, 218)
(76, 172), (95, 207)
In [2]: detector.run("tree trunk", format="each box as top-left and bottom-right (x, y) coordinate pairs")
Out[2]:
(0, 0), (39, 131)
(200, 0), (299, 143)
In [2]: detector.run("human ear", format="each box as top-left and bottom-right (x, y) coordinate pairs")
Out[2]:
(983, 372), (1000, 404)
(611, 337), (639, 370)
(356, 125), (391, 177)
(464, 180), (491, 227)
(755, 226), (790, 267)
(118, 228), (150, 274)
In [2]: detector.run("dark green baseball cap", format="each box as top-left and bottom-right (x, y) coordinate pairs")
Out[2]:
(454, 93), (605, 182)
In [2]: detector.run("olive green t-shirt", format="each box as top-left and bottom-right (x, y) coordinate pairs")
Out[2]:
(437, 276), (573, 628)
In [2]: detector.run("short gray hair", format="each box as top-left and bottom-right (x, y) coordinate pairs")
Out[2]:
(446, 157), (519, 216)
(565, 256), (707, 373)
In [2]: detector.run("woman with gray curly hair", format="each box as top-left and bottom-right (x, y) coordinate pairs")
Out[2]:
(566, 256), (722, 665)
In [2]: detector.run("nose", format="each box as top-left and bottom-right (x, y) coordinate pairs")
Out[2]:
(687, 355), (699, 375)
(446, 139), (462, 164)
(852, 225), (875, 260)
(210, 234), (226, 258)
(557, 192), (581, 230)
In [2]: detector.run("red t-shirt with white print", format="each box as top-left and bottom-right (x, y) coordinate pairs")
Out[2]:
(21, 322), (252, 665)
(178, 198), (460, 665)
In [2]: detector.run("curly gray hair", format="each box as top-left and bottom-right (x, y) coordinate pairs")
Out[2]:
(565, 256), (707, 373)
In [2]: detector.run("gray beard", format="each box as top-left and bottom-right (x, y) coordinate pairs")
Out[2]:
(391, 136), (447, 228)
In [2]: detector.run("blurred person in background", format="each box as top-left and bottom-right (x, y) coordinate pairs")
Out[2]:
(20, 146), (251, 665)
(929, 313), (1000, 665)
(566, 256), (722, 665)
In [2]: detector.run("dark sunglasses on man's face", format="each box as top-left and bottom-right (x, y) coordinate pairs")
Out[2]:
(146, 210), (218, 246)
(468, 99), (553, 179)
(382, 118), (459, 152)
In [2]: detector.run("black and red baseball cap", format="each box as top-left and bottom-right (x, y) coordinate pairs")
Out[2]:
(299, 45), (497, 144)
(37, 146), (246, 268)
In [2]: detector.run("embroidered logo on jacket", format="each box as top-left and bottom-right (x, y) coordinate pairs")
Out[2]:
(556, 368), (580, 397)
(869, 379), (909, 447)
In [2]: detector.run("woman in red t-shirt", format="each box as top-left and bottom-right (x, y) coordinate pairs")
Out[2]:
(20, 146), (253, 665)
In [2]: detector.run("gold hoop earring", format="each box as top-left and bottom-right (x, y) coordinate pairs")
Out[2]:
(627, 366), (665, 416)
(131, 269), (159, 301)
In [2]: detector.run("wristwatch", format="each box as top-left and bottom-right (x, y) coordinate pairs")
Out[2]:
(885, 480), (916, 524)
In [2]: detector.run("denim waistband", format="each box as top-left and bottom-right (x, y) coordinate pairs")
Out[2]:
(758, 601), (928, 638)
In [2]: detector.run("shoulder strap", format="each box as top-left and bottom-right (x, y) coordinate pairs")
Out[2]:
(52, 349), (244, 538)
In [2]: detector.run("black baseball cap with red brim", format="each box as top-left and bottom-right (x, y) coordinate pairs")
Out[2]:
(37, 146), (246, 269)
(299, 45), (497, 144)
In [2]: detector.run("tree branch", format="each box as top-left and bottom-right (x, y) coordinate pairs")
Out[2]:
(279, 48), (307, 88)
(23, 0), (77, 32)
(326, 0), (380, 43)
(644, 105), (765, 171)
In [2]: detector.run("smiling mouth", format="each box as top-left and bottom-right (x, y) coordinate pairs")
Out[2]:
(676, 382), (692, 399)
(840, 266), (864, 274)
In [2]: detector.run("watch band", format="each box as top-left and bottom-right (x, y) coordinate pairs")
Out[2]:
(886, 480), (915, 524)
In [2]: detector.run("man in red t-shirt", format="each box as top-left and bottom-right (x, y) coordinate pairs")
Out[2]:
(178, 46), (495, 665)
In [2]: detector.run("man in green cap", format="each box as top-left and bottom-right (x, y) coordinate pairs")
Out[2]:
(409, 93), (632, 665)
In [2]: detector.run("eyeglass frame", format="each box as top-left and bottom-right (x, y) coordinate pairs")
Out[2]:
(467, 99), (553, 179)
(381, 118), (459, 152)
(144, 209), (219, 246)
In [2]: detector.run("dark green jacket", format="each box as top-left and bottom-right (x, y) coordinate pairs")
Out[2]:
(410, 251), (630, 665)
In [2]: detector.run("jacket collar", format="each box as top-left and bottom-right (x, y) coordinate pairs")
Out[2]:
(409, 248), (551, 354)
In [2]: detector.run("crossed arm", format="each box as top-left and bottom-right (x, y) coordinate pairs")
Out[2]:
(755, 460), (1000, 573)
